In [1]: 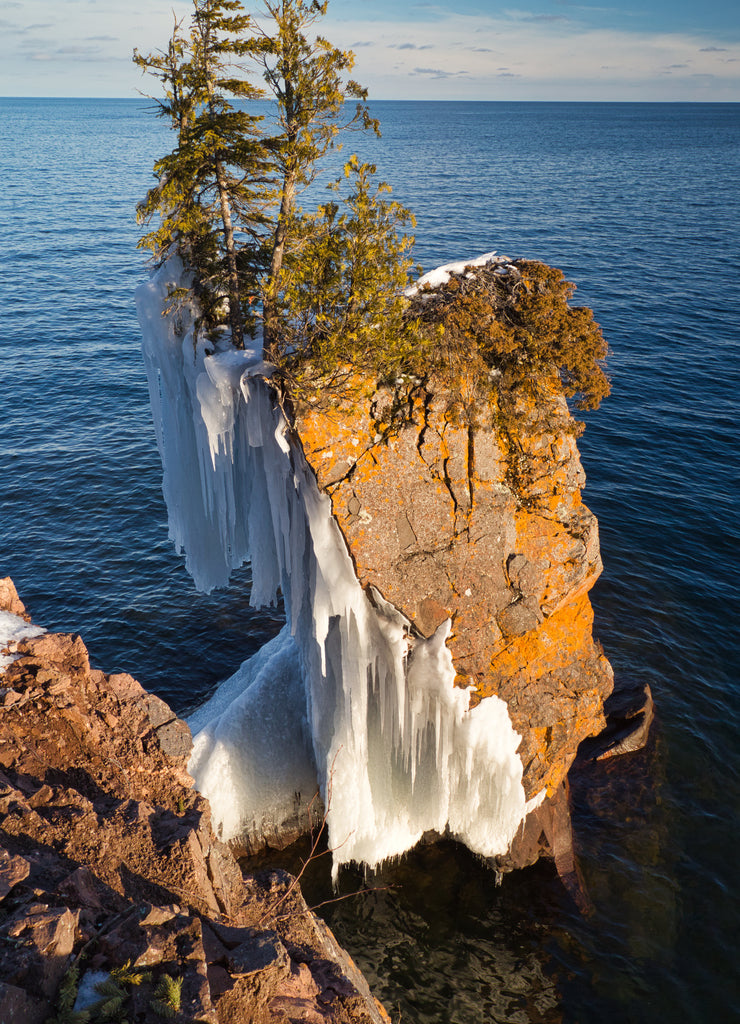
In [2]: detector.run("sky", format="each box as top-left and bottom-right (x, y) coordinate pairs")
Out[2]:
(1, 0), (739, 101)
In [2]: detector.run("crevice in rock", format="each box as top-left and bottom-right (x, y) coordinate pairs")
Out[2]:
(467, 423), (476, 510)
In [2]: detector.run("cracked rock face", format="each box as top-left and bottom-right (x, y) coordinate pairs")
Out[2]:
(294, 382), (613, 802)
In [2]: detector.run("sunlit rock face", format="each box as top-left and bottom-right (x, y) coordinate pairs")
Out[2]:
(137, 252), (613, 879)
(293, 379), (613, 804)
(137, 258), (544, 878)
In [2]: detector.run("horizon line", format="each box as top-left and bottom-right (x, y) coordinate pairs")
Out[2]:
(1, 95), (739, 104)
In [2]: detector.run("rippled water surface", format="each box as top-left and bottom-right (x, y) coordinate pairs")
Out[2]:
(1, 99), (738, 1023)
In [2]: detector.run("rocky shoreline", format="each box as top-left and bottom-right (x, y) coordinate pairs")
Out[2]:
(0, 563), (653, 1022)
(0, 578), (389, 1024)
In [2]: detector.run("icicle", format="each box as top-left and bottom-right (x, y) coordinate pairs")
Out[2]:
(137, 253), (537, 876)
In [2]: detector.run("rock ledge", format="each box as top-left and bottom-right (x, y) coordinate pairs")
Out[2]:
(0, 578), (389, 1024)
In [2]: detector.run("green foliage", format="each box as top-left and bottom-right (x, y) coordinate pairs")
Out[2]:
(257, 0), (376, 188)
(110, 960), (151, 987)
(135, 0), (382, 352)
(253, 0), (380, 345)
(46, 965), (91, 1024)
(92, 984), (125, 1021)
(151, 975), (184, 1019)
(48, 959), (159, 1024)
(276, 155), (423, 388)
(405, 259), (610, 432)
(134, 0), (269, 346)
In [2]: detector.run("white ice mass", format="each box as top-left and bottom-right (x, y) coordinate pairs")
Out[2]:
(0, 611), (45, 673)
(404, 251), (518, 296)
(137, 253), (542, 876)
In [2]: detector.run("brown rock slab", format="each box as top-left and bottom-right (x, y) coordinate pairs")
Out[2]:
(227, 929), (290, 976)
(155, 716), (193, 759)
(269, 961), (324, 1023)
(497, 598), (541, 638)
(593, 683), (655, 761)
(0, 849), (30, 899)
(0, 577), (28, 618)
(4, 905), (79, 1000)
(0, 981), (47, 1024)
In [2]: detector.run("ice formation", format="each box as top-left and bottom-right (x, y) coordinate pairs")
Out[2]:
(0, 611), (45, 673)
(405, 251), (518, 296)
(137, 253), (543, 875)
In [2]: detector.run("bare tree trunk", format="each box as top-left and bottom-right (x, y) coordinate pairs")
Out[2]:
(263, 169), (296, 356)
(214, 156), (244, 349)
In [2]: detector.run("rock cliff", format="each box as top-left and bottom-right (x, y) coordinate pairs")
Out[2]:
(136, 251), (649, 886)
(292, 358), (613, 872)
(0, 579), (389, 1024)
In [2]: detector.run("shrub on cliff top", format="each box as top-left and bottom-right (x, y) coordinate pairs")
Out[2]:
(402, 258), (610, 431)
(276, 155), (424, 393)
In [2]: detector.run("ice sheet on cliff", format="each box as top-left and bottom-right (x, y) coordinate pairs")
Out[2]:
(0, 611), (45, 672)
(136, 253), (543, 875)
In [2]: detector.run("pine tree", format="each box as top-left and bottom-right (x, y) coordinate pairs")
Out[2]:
(251, 0), (380, 356)
(135, 0), (413, 372)
(280, 155), (422, 390)
(134, 0), (269, 347)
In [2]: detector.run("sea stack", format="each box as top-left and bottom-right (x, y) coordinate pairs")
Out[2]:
(292, 277), (614, 874)
(138, 251), (620, 881)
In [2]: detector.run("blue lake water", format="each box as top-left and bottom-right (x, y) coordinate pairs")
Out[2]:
(1, 98), (738, 1023)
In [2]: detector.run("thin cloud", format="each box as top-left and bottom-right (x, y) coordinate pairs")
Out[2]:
(30, 43), (106, 62)
(411, 66), (469, 79)
(504, 9), (569, 22)
(0, 17), (51, 33)
(57, 44), (102, 54)
(522, 14), (569, 22)
(700, 46), (727, 52)
(554, 1), (634, 12)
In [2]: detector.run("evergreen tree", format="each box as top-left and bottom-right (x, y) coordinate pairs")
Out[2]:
(134, 0), (268, 347)
(250, 0), (380, 356)
(280, 155), (422, 389)
(135, 0), (419, 378)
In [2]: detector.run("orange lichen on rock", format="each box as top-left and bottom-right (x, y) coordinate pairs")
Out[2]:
(293, 376), (613, 804)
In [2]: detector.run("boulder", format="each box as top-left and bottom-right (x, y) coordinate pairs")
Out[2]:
(0, 577), (29, 619)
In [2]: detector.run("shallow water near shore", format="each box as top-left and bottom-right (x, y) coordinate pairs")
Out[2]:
(1, 98), (738, 1023)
